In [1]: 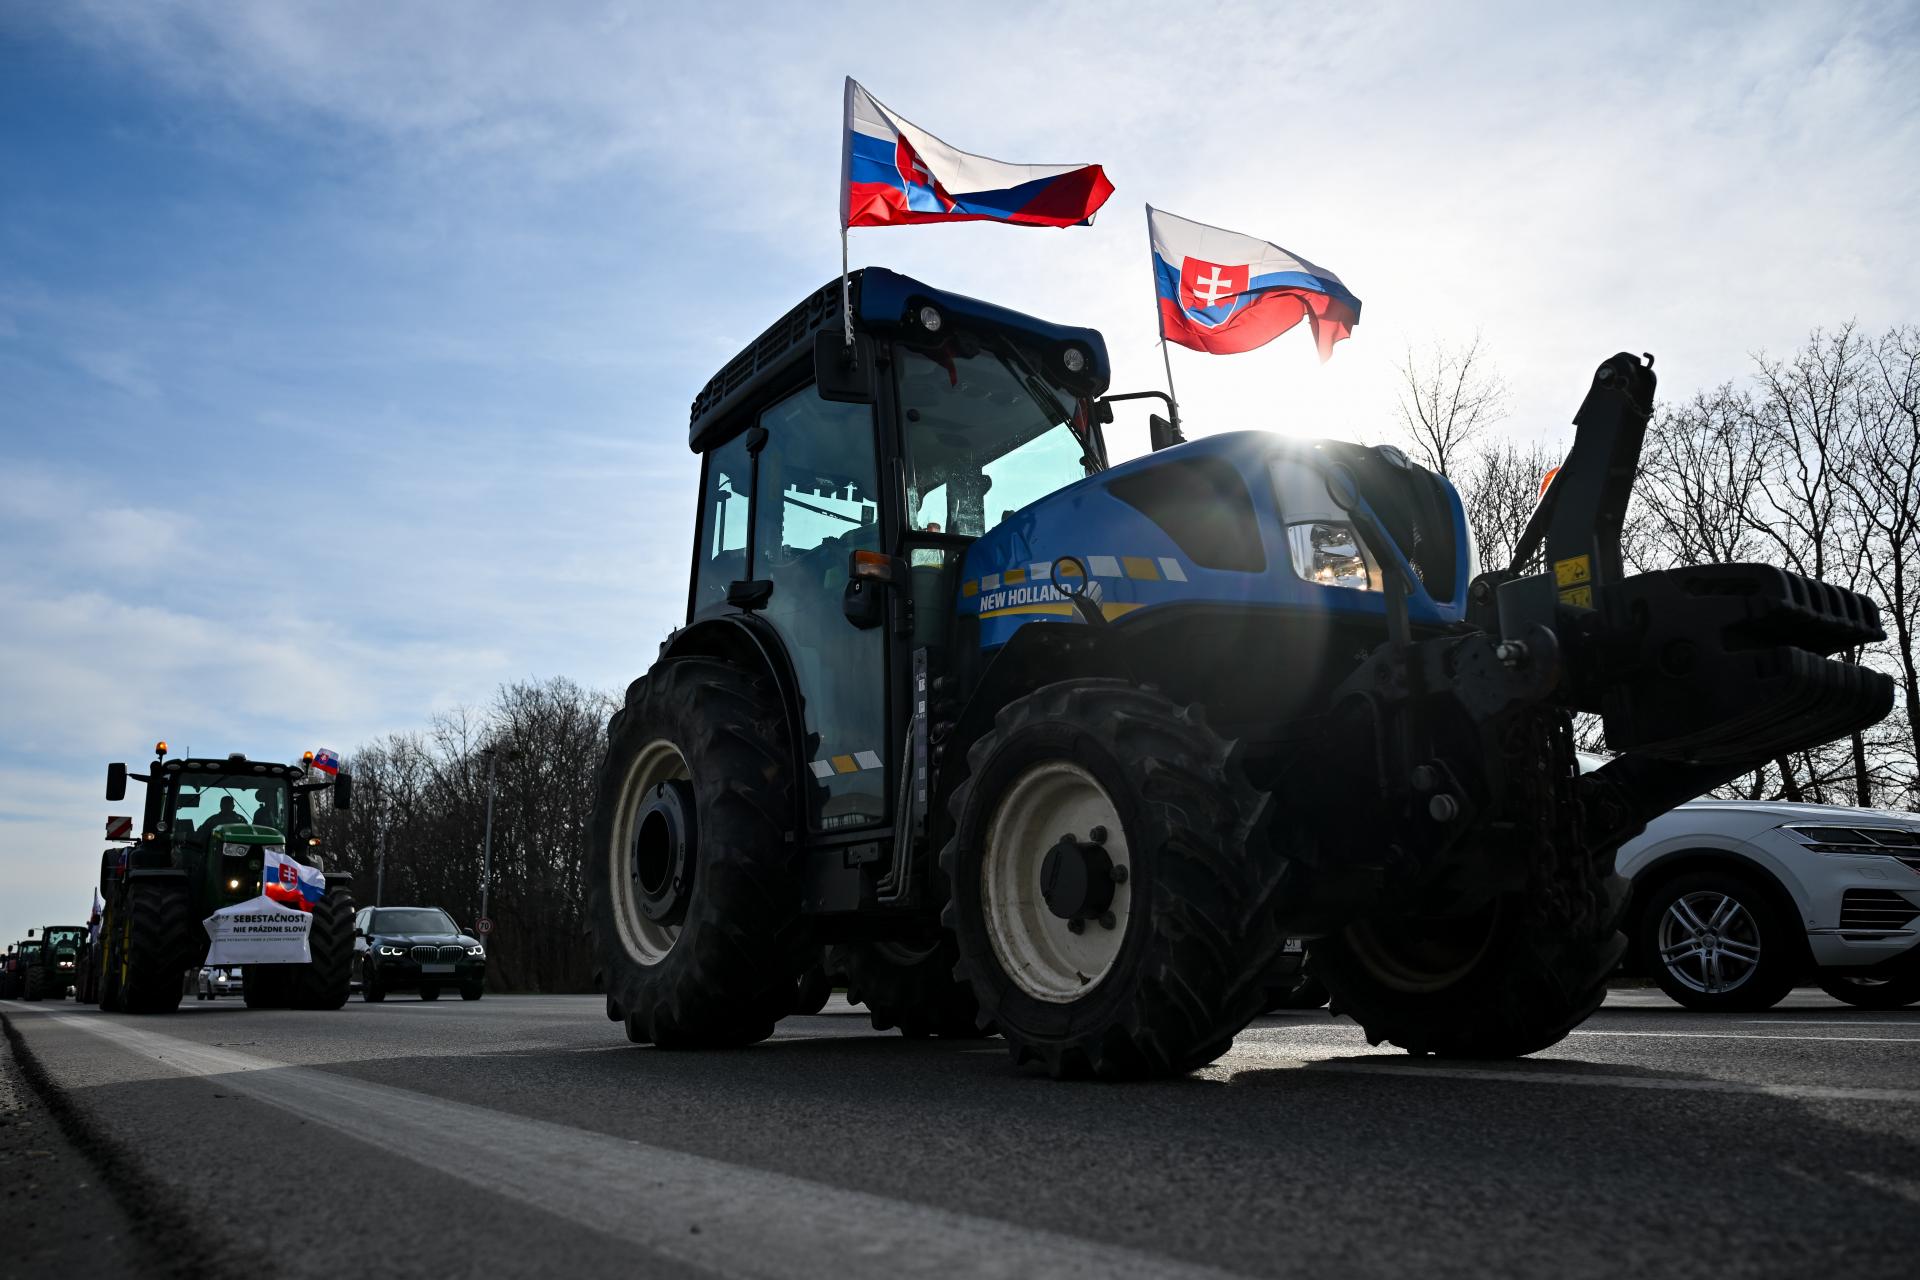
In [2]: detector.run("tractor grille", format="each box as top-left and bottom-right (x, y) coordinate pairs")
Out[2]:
(1838, 889), (1920, 932)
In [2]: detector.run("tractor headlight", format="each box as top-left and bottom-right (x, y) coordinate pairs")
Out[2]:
(917, 305), (943, 333)
(1288, 522), (1376, 591)
(1061, 346), (1087, 374)
(222, 842), (249, 858)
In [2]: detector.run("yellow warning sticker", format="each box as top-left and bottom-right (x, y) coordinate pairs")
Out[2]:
(1559, 585), (1594, 609)
(1554, 555), (1591, 588)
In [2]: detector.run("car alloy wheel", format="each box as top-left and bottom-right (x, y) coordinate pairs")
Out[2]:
(1656, 889), (1762, 995)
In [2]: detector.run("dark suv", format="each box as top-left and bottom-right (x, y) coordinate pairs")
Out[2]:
(353, 907), (486, 1002)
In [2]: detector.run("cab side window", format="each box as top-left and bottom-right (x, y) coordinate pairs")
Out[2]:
(692, 432), (754, 616)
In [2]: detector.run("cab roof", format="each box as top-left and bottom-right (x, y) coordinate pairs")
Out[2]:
(687, 267), (1110, 452)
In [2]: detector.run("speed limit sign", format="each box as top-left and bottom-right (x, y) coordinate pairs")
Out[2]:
(476, 917), (493, 935)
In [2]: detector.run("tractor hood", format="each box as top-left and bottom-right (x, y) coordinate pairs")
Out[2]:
(210, 824), (285, 847)
(959, 431), (1470, 651)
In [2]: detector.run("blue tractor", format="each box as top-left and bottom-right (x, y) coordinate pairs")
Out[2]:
(588, 268), (1891, 1078)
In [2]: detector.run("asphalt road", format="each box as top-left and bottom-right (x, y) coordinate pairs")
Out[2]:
(3, 988), (1916, 1280)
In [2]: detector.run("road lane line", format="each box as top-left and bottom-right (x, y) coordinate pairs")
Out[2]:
(1286, 1059), (1920, 1103)
(1567, 1030), (1920, 1043)
(1742, 1020), (1920, 1026)
(31, 1011), (1245, 1280)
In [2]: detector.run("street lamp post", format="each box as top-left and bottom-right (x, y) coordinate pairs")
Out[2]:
(480, 748), (499, 934)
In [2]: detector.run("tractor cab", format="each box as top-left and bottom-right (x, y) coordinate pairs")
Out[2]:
(679, 268), (1110, 842)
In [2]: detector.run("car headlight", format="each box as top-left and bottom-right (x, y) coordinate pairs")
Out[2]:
(1784, 825), (1920, 867)
(378, 945), (405, 956)
(1288, 521), (1377, 591)
(59, 961), (75, 968)
(467, 945), (486, 956)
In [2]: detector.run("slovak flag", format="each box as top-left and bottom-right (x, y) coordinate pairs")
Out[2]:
(311, 747), (340, 777)
(842, 79), (1114, 230)
(1148, 206), (1362, 361)
(262, 847), (326, 913)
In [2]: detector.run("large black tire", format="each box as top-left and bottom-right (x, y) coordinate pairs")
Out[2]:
(22, 968), (44, 1002)
(1634, 868), (1798, 1013)
(419, 985), (441, 1002)
(941, 681), (1282, 1080)
(97, 902), (126, 1013)
(288, 887), (355, 1011)
(1817, 970), (1920, 1009)
(460, 982), (484, 1001)
(121, 881), (193, 1015)
(826, 938), (987, 1038)
(1312, 873), (1628, 1056)
(588, 657), (806, 1049)
(790, 961), (831, 1016)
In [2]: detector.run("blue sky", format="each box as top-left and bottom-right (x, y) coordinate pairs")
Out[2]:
(3, 1), (1917, 942)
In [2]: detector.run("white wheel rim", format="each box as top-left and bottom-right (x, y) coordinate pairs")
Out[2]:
(608, 739), (688, 967)
(981, 761), (1132, 1003)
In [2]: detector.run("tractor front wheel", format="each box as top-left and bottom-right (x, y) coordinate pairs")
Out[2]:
(288, 886), (355, 1010)
(121, 880), (192, 1015)
(942, 680), (1281, 1079)
(588, 657), (805, 1048)
(1311, 874), (1628, 1057)
(826, 937), (985, 1038)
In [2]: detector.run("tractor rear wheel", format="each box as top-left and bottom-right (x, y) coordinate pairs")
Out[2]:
(588, 657), (805, 1049)
(1311, 874), (1628, 1057)
(121, 881), (192, 1015)
(942, 680), (1282, 1079)
(826, 937), (986, 1038)
(22, 968), (44, 1002)
(287, 887), (354, 1010)
(98, 904), (126, 1013)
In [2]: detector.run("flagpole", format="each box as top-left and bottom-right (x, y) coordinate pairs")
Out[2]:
(1145, 204), (1181, 434)
(840, 77), (855, 351)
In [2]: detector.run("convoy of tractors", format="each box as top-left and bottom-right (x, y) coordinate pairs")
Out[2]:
(3, 270), (1896, 1080)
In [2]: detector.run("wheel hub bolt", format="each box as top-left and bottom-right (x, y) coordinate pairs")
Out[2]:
(1067, 918), (1086, 935)
(1110, 863), (1129, 884)
(1098, 911), (1117, 930)
(1089, 825), (1108, 844)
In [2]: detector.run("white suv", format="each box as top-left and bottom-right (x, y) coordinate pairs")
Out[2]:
(1615, 795), (1920, 1010)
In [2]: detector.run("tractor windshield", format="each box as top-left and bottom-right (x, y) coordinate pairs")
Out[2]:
(169, 774), (293, 844)
(44, 927), (85, 952)
(898, 333), (1099, 538)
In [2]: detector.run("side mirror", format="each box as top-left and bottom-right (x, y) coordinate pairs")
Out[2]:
(332, 772), (353, 811)
(841, 550), (902, 631)
(1149, 414), (1186, 452)
(107, 763), (127, 802)
(813, 330), (875, 404)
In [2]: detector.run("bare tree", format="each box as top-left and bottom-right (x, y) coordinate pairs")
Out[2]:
(1393, 334), (1512, 477)
(1454, 437), (1564, 573)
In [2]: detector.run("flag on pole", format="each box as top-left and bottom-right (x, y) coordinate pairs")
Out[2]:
(1148, 206), (1361, 361)
(263, 848), (326, 913)
(311, 747), (340, 777)
(842, 79), (1114, 229)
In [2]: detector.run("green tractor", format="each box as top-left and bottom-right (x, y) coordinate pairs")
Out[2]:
(20, 925), (86, 1001)
(586, 269), (1890, 1078)
(0, 942), (32, 1000)
(96, 744), (355, 1014)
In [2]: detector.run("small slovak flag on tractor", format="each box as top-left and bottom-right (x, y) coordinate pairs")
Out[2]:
(310, 747), (340, 776)
(263, 848), (326, 913)
(1148, 206), (1362, 361)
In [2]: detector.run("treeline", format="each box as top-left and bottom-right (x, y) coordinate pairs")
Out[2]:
(316, 678), (616, 992)
(1404, 323), (1920, 808)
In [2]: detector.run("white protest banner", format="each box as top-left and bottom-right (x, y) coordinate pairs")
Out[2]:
(204, 894), (313, 966)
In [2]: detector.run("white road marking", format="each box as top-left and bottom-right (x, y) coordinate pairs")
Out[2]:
(1567, 1030), (1920, 1044)
(30, 1012), (1245, 1280)
(1743, 1019), (1920, 1026)
(1275, 1057), (1920, 1104)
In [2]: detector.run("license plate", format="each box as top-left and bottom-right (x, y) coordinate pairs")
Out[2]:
(421, 963), (455, 974)
(1283, 939), (1305, 954)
